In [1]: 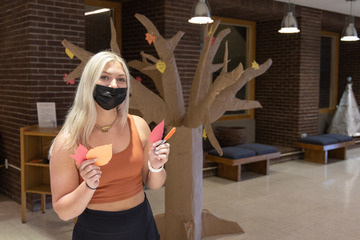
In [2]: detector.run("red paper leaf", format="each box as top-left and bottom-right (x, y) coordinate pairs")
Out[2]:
(149, 120), (164, 143)
(70, 144), (88, 165)
(64, 73), (75, 85)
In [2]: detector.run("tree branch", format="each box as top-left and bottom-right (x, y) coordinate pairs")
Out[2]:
(209, 100), (262, 123)
(61, 39), (93, 81)
(185, 62), (244, 128)
(110, 18), (120, 55)
(129, 76), (166, 124)
(204, 120), (223, 156)
(209, 59), (273, 123)
(135, 13), (185, 125)
(128, 59), (164, 98)
(188, 21), (230, 109)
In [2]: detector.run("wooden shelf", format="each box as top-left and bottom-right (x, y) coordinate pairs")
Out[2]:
(25, 162), (49, 167)
(20, 125), (59, 223)
(22, 125), (60, 137)
(26, 185), (51, 195)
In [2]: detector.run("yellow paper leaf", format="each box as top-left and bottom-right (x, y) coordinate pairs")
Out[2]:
(208, 25), (213, 36)
(202, 128), (207, 139)
(251, 61), (259, 69)
(156, 61), (166, 73)
(65, 48), (74, 59)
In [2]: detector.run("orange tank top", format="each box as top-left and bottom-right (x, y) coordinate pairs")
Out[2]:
(85, 114), (144, 204)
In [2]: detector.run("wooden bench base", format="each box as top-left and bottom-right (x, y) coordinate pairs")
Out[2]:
(206, 152), (280, 181)
(295, 140), (355, 164)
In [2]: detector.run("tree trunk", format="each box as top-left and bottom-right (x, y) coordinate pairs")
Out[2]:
(155, 126), (244, 239)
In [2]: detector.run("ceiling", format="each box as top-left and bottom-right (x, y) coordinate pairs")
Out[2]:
(275, 0), (360, 17)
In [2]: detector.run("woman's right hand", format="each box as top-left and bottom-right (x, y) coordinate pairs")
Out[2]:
(79, 159), (102, 189)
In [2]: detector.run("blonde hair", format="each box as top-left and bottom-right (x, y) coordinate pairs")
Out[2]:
(50, 51), (131, 155)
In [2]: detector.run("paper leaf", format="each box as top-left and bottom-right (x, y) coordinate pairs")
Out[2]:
(86, 144), (113, 166)
(205, 36), (215, 46)
(149, 120), (165, 143)
(208, 25), (213, 36)
(65, 48), (74, 59)
(66, 79), (75, 85)
(156, 61), (166, 73)
(202, 128), (207, 139)
(251, 61), (259, 69)
(70, 144), (89, 165)
(145, 33), (156, 45)
(211, 37), (215, 46)
(63, 73), (75, 85)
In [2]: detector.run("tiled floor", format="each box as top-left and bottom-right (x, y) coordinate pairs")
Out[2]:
(1, 147), (360, 239)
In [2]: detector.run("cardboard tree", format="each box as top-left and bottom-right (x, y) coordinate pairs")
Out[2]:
(63, 14), (272, 239)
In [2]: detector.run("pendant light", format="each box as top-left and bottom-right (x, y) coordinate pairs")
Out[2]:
(278, 2), (300, 33)
(341, 0), (359, 41)
(188, 0), (214, 24)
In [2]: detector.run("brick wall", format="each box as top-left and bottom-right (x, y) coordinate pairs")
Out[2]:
(297, 8), (322, 138)
(0, 2), (29, 203)
(256, 8), (322, 147)
(0, 0), (84, 208)
(255, 19), (306, 146)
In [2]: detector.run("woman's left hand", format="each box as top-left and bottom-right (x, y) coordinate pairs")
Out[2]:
(148, 140), (170, 170)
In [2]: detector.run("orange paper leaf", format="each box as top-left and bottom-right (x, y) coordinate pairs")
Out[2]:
(145, 33), (156, 45)
(86, 144), (113, 166)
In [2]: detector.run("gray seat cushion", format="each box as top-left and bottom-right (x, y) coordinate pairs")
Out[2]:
(208, 147), (256, 159)
(298, 134), (353, 145)
(208, 143), (278, 159)
(325, 134), (353, 143)
(237, 143), (279, 155)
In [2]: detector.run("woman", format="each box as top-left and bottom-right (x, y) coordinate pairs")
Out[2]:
(49, 51), (169, 239)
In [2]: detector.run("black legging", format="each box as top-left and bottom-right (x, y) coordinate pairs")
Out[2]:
(72, 195), (160, 240)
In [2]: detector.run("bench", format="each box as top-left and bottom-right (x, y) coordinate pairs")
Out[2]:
(295, 134), (355, 164)
(206, 143), (280, 181)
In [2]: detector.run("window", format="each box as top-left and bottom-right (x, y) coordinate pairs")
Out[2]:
(212, 17), (256, 120)
(85, 0), (121, 53)
(319, 31), (339, 112)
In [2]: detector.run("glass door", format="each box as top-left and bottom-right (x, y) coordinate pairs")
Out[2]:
(84, 0), (121, 53)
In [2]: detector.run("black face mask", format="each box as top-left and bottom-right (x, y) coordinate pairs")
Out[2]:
(93, 85), (127, 110)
